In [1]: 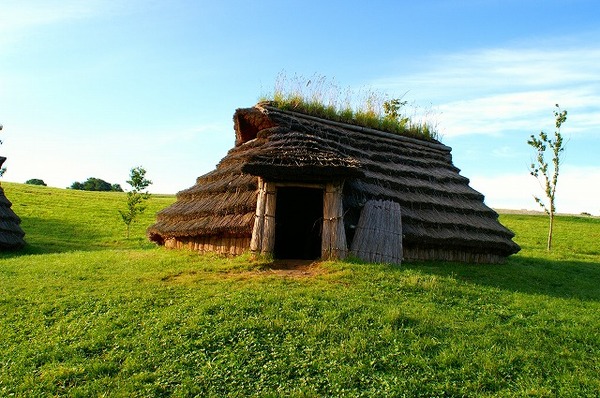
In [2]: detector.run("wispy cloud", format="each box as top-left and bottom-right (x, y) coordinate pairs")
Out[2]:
(436, 88), (600, 136)
(0, 0), (144, 48)
(431, 47), (599, 90)
(373, 43), (600, 138)
(372, 39), (600, 213)
(1, 1), (99, 32)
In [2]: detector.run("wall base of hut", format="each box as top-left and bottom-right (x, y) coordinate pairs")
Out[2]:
(403, 247), (506, 264)
(164, 236), (251, 256)
(161, 238), (504, 264)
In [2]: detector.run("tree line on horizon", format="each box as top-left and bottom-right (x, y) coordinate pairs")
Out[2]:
(69, 177), (123, 192)
(24, 177), (123, 192)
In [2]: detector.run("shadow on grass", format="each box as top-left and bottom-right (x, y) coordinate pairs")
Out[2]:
(400, 255), (600, 302)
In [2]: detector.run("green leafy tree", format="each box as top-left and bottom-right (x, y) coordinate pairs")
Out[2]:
(70, 177), (123, 192)
(527, 104), (567, 251)
(383, 98), (408, 124)
(119, 166), (152, 238)
(82, 178), (111, 191)
(25, 179), (47, 186)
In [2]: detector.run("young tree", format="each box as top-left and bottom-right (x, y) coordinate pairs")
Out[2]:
(383, 98), (408, 124)
(527, 104), (567, 251)
(119, 166), (152, 239)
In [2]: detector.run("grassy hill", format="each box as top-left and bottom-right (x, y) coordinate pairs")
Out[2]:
(2, 182), (176, 254)
(1, 182), (599, 397)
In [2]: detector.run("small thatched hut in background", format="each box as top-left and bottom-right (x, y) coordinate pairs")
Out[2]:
(0, 157), (26, 250)
(148, 103), (520, 264)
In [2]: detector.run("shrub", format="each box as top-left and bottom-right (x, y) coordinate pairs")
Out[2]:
(69, 177), (123, 192)
(25, 178), (47, 186)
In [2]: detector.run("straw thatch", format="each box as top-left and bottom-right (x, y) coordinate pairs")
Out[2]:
(351, 200), (402, 264)
(148, 102), (520, 263)
(0, 157), (26, 250)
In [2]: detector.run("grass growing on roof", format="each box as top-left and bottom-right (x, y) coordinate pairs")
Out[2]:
(259, 72), (440, 141)
(1, 182), (600, 396)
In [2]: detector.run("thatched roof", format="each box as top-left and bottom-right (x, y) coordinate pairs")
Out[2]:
(0, 158), (26, 250)
(148, 103), (520, 261)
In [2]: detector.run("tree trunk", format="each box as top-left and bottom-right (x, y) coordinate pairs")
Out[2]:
(547, 211), (554, 251)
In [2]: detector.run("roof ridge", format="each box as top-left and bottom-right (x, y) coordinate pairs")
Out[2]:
(258, 104), (452, 153)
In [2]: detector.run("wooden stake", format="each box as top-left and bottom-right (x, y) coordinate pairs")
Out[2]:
(261, 181), (277, 255)
(322, 181), (347, 260)
(250, 178), (266, 253)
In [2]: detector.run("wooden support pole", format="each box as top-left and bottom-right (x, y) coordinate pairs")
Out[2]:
(261, 181), (277, 255)
(322, 181), (347, 260)
(250, 178), (266, 254)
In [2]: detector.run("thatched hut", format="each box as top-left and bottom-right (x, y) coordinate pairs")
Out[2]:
(148, 103), (520, 264)
(0, 157), (26, 250)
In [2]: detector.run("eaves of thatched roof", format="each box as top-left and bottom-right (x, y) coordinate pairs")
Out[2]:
(148, 103), (520, 260)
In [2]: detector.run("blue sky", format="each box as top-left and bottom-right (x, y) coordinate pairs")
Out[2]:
(1, 0), (599, 214)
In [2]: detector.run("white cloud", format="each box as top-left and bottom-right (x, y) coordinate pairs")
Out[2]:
(436, 87), (600, 137)
(378, 47), (600, 95)
(379, 41), (600, 213)
(440, 47), (600, 89)
(470, 166), (600, 216)
(373, 44), (600, 138)
(438, 90), (562, 136)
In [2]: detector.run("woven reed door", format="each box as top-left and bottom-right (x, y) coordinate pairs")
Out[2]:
(350, 200), (402, 264)
(322, 181), (348, 260)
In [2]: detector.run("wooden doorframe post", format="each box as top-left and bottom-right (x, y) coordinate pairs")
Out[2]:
(322, 180), (347, 260)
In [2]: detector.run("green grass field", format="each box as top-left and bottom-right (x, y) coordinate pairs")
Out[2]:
(1, 182), (599, 397)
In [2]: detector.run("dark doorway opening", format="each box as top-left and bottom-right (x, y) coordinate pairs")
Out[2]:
(274, 187), (323, 260)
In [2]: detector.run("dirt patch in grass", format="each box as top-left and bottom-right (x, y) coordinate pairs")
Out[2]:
(159, 260), (325, 285)
(259, 259), (325, 278)
(160, 270), (199, 283)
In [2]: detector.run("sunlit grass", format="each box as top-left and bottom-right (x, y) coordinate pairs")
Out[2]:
(2, 182), (175, 253)
(0, 183), (599, 396)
